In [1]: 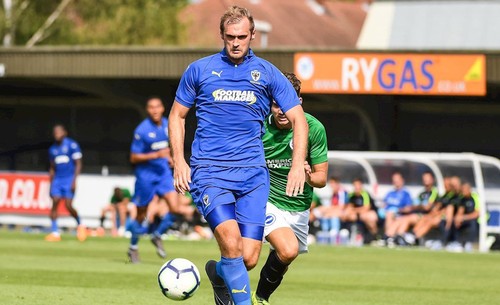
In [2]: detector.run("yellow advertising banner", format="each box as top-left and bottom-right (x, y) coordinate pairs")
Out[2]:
(294, 53), (486, 96)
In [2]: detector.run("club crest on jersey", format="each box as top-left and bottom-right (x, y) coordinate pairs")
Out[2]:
(203, 194), (210, 206)
(251, 70), (260, 82)
(265, 214), (276, 226)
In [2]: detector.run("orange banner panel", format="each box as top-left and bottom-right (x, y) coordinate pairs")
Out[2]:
(294, 53), (486, 96)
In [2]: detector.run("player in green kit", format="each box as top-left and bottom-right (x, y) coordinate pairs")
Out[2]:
(252, 72), (328, 305)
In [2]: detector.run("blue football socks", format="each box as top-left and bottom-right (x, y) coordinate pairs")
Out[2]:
(217, 256), (251, 305)
(154, 213), (176, 237)
(51, 220), (58, 233)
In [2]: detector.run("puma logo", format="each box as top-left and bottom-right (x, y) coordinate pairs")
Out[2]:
(231, 285), (248, 294)
(211, 70), (223, 77)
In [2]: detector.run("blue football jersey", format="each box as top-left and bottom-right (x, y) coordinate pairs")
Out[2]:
(48, 137), (82, 178)
(175, 49), (301, 167)
(131, 117), (172, 180)
(384, 188), (413, 209)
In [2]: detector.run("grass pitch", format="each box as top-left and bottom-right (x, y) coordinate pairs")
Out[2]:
(1, 230), (499, 305)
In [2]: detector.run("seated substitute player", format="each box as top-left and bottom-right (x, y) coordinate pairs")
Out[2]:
(98, 187), (131, 237)
(382, 172), (413, 242)
(45, 124), (86, 242)
(169, 6), (308, 305)
(453, 182), (480, 251)
(313, 176), (348, 234)
(385, 171), (438, 245)
(344, 178), (379, 240)
(253, 72), (328, 305)
(127, 97), (179, 263)
(408, 176), (461, 247)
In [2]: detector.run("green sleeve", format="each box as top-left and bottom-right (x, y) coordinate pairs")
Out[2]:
(348, 193), (355, 204)
(362, 191), (371, 207)
(471, 193), (480, 211)
(307, 115), (328, 165)
(122, 188), (132, 199)
(429, 187), (438, 203)
(312, 192), (322, 206)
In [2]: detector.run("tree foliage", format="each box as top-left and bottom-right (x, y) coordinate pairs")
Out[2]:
(0, 0), (188, 46)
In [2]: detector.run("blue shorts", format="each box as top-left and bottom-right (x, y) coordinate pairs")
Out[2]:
(132, 176), (175, 207)
(385, 206), (400, 215)
(50, 178), (74, 199)
(190, 165), (269, 241)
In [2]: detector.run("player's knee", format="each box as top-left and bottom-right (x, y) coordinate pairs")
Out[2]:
(243, 253), (259, 270)
(218, 234), (243, 257)
(136, 207), (147, 220)
(276, 245), (299, 264)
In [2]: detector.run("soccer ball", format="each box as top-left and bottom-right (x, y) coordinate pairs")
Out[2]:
(158, 258), (201, 301)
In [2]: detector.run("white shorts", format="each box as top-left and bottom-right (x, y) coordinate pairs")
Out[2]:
(264, 203), (310, 254)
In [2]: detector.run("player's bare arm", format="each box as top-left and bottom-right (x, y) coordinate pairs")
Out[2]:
(168, 101), (191, 194)
(49, 161), (55, 183)
(130, 148), (169, 164)
(72, 158), (82, 192)
(305, 161), (328, 188)
(283, 105), (308, 197)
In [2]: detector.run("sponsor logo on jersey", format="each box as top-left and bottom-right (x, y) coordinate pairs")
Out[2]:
(265, 214), (276, 226)
(151, 140), (168, 150)
(266, 159), (292, 169)
(212, 89), (257, 105)
(148, 132), (156, 138)
(54, 155), (70, 164)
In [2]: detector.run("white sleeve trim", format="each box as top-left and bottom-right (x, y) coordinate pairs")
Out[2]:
(72, 152), (83, 160)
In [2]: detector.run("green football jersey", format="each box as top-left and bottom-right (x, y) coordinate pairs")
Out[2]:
(110, 188), (131, 204)
(263, 113), (328, 211)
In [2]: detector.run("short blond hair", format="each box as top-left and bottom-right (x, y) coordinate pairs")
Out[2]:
(220, 6), (255, 34)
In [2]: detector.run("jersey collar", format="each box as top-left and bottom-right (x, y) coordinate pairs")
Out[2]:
(220, 48), (255, 64)
(54, 137), (68, 147)
(148, 117), (165, 128)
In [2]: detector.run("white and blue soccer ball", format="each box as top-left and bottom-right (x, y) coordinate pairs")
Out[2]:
(158, 258), (201, 301)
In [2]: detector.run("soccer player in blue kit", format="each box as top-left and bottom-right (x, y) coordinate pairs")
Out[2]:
(127, 97), (178, 263)
(45, 124), (86, 242)
(168, 6), (309, 305)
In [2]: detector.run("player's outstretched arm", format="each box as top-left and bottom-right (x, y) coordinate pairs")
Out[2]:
(168, 101), (191, 194)
(284, 105), (308, 197)
(130, 149), (168, 164)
